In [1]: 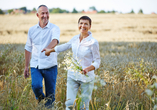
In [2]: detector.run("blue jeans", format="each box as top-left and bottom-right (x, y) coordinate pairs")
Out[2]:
(31, 65), (57, 107)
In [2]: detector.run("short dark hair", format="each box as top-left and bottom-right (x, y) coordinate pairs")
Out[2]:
(78, 16), (92, 25)
(37, 5), (48, 13)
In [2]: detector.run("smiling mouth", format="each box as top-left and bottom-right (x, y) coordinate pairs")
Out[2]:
(80, 28), (86, 30)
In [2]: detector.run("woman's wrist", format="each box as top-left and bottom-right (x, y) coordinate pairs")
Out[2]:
(51, 48), (55, 52)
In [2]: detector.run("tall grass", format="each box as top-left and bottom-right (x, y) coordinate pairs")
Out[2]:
(0, 42), (157, 110)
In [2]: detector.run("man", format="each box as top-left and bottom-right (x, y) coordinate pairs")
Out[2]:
(24, 5), (60, 108)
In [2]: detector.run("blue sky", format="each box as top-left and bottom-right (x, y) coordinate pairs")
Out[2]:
(0, 0), (157, 14)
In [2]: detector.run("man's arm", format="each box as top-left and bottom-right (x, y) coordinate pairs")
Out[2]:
(46, 39), (58, 49)
(24, 50), (31, 79)
(41, 39), (58, 53)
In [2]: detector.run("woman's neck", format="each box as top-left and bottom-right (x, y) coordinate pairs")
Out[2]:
(80, 32), (89, 42)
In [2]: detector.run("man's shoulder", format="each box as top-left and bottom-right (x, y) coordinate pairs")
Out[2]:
(29, 24), (38, 31)
(48, 22), (59, 29)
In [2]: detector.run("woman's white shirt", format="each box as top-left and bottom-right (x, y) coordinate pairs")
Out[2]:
(55, 32), (100, 82)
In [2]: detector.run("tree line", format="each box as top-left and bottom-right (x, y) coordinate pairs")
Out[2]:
(0, 6), (144, 14)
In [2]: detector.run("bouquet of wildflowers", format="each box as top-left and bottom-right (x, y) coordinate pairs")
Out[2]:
(60, 51), (107, 88)
(62, 51), (88, 77)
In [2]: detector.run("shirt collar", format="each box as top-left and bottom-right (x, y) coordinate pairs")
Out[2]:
(36, 21), (50, 29)
(82, 31), (92, 41)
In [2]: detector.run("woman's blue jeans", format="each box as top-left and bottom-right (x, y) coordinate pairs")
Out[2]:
(31, 65), (57, 107)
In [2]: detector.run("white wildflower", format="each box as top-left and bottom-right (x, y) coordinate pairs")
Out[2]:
(93, 86), (97, 90)
(145, 89), (153, 96)
(94, 78), (98, 83)
(100, 80), (106, 86)
(154, 83), (157, 89)
(152, 97), (155, 102)
(152, 75), (157, 80)
(153, 105), (157, 110)
(105, 102), (109, 107)
(95, 75), (99, 78)
(150, 84), (155, 89)
(64, 67), (67, 71)
(58, 64), (61, 68)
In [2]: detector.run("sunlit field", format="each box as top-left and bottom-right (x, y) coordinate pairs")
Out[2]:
(0, 14), (157, 110)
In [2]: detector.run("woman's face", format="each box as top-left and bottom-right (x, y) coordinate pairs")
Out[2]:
(78, 19), (91, 34)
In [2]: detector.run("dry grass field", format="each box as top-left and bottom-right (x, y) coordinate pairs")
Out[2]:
(0, 13), (157, 43)
(0, 14), (157, 110)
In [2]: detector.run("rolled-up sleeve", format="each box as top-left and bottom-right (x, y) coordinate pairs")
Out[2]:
(25, 29), (32, 52)
(91, 41), (101, 70)
(51, 26), (60, 43)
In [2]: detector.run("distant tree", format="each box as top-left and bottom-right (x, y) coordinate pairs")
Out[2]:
(32, 8), (36, 12)
(130, 9), (134, 14)
(49, 8), (53, 13)
(138, 9), (143, 14)
(8, 9), (13, 14)
(111, 10), (116, 13)
(51, 8), (61, 13)
(27, 10), (31, 13)
(98, 10), (106, 13)
(0, 9), (4, 14)
(28, 8), (37, 13)
(50, 8), (69, 13)
(72, 8), (78, 13)
(19, 7), (27, 13)
(107, 11), (111, 13)
(62, 9), (69, 13)
(89, 6), (97, 11)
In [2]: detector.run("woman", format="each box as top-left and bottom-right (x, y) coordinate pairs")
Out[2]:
(42, 16), (100, 110)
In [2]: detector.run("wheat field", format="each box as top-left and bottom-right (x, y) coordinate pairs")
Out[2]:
(0, 14), (157, 43)
(0, 14), (157, 110)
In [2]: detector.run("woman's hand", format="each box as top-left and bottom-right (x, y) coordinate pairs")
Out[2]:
(81, 65), (95, 75)
(41, 48), (52, 56)
(82, 69), (89, 75)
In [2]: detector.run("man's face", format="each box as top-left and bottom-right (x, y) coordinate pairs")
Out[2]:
(37, 6), (49, 25)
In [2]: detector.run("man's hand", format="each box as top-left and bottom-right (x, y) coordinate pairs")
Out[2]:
(41, 48), (52, 56)
(24, 67), (30, 79)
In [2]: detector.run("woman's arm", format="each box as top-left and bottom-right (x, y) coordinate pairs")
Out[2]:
(42, 42), (72, 56)
(42, 36), (77, 56)
(82, 65), (95, 75)
(81, 41), (101, 75)
(91, 41), (101, 70)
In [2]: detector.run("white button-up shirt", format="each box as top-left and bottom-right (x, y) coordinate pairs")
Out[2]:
(25, 21), (60, 69)
(55, 32), (100, 82)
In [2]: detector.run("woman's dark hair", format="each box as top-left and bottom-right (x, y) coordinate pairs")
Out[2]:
(78, 16), (92, 25)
